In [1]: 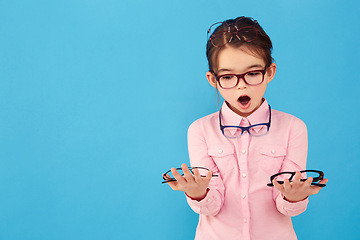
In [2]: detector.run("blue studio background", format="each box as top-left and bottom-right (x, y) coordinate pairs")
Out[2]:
(0, 0), (359, 239)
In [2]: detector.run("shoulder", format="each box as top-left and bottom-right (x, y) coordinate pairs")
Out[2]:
(188, 111), (219, 135)
(271, 108), (307, 132)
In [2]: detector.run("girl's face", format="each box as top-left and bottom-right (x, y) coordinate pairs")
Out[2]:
(206, 46), (276, 118)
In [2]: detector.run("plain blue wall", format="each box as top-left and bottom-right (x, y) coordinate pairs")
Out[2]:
(0, 0), (359, 239)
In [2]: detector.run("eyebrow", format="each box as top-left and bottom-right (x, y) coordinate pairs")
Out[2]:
(217, 64), (264, 74)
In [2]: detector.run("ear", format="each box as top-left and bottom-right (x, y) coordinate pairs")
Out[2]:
(265, 63), (277, 83)
(206, 71), (218, 88)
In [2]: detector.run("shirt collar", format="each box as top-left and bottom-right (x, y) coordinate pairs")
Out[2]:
(220, 98), (270, 127)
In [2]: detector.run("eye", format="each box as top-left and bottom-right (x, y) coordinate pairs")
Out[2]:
(247, 71), (261, 76)
(220, 75), (236, 81)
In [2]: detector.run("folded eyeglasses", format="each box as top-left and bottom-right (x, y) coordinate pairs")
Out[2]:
(162, 167), (218, 184)
(267, 170), (326, 187)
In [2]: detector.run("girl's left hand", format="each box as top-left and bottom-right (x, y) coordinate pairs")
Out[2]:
(272, 171), (329, 202)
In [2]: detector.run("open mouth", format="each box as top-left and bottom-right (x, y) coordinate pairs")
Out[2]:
(238, 95), (251, 107)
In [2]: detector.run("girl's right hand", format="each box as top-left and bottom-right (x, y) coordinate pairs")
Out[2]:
(164, 163), (213, 201)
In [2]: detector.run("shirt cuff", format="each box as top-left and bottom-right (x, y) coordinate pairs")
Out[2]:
(276, 193), (309, 216)
(186, 188), (222, 216)
(186, 188), (211, 206)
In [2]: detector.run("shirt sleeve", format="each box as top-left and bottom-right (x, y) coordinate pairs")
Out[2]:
(273, 117), (309, 216)
(186, 120), (225, 216)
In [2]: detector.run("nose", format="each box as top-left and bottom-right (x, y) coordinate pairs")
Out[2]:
(236, 76), (247, 89)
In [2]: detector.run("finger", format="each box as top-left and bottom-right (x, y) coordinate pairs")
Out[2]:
(304, 176), (313, 187)
(320, 178), (329, 184)
(163, 173), (172, 181)
(166, 179), (179, 190)
(309, 178), (329, 194)
(292, 171), (302, 185)
(192, 168), (202, 182)
(272, 179), (284, 192)
(293, 171), (301, 180)
(283, 179), (291, 192)
(181, 164), (195, 183)
(203, 170), (213, 183)
(171, 167), (187, 185)
(162, 173), (179, 189)
(206, 170), (213, 180)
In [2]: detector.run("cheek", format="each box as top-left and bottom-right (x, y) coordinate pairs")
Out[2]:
(256, 84), (268, 95)
(218, 89), (235, 101)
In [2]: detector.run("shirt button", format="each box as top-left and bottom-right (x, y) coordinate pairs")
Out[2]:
(207, 198), (211, 202)
(271, 149), (275, 154)
(241, 149), (246, 154)
(241, 194), (246, 199)
(242, 173), (247, 178)
(243, 218), (247, 223)
(218, 149), (223, 154)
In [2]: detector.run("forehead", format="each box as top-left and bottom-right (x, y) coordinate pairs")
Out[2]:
(216, 46), (266, 73)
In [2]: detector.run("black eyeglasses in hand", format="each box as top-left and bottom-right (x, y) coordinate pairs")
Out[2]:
(162, 167), (218, 184)
(267, 170), (326, 187)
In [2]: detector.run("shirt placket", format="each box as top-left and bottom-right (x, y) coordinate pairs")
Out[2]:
(236, 118), (251, 240)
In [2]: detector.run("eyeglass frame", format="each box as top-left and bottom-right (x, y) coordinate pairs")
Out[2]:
(267, 170), (326, 187)
(219, 104), (271, 138)
(162, 166), (218, 184)
(213, 66), (268, 89)
(207, 17), (260, 48)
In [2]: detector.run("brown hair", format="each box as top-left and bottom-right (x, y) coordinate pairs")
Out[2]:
(206, 16), (273, 73)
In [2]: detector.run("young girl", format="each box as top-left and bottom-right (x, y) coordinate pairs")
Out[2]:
(164, 16), (328, 240)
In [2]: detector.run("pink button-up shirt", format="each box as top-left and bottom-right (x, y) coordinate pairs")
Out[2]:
(186, 99), (309, 240)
